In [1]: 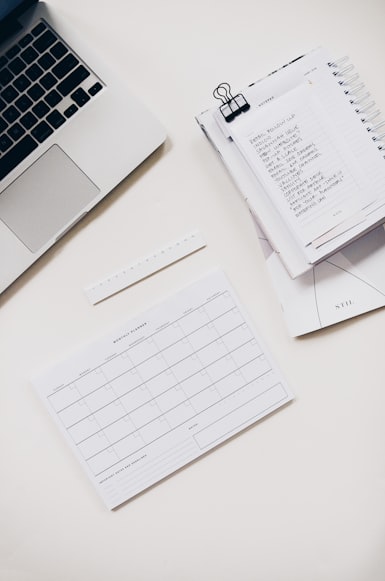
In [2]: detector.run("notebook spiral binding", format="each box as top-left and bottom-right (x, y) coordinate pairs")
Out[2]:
(329, 56), (385, 158)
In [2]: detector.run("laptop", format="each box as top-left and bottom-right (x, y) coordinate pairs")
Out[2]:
(0, 0), (166, 294)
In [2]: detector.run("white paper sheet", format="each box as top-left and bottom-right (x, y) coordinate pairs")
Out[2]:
(254, 216), (385, 336)
(229, 83), (370, 247)
(31, 270), (293, 509)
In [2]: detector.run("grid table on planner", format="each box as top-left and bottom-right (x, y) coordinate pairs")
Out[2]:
(47, 290), (277, 477)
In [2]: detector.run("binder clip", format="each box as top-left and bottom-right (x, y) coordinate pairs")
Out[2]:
(213, 82), (250, 123)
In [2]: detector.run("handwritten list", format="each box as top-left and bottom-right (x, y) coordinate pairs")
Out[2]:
(230, 83), (369, 246)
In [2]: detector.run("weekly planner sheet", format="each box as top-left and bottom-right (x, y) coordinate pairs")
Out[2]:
(32, 270), (293, 509)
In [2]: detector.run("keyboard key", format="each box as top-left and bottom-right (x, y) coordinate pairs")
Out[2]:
(0, 134), (38, 179)
(0, 118), (8, 133)
(31, 120), (53, 143)
(64, 104), (77, 118)
(71, 87), (90, 107)
(0, 135), (12, 153)
(19, 33), (33, 48)
(15, 94), (33, 112)
(50, 42), (68, 60)
(6, 45), (21, 59)
(33, 30), (57, 53)
(8, 57), (26, 75)
(40, 72), (56, 90)
(0, 56), (8, 69)
(27, 83), (44, 101)
(32, 100), (49, 119)
(0, 67), (14, 87)
(52, 54), (78, 79)
(38, 52), (55, 70)
(0, 97), (7, 112)
(0, 133), (13, 152)
(31, 22), (46, 37)
(8, 122), (25, 141)
(3, 105), (20, 123)
(13, 73), (31, 92)
(89, 82), (103, 96)
(44, 89), (62, 107)
(26, 63), (44, 81)
(57, 65), (89, 96)
(1, 85), (18, 103)
(46, 109), (65, 129)
(20, 46), (39, 65)
(20, 111), (38, 130)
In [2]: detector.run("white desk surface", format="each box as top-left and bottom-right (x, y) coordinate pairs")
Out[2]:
(2, 1), (385, 580)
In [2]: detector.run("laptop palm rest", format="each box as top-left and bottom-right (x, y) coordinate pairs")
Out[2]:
(0, 145), (99, 253)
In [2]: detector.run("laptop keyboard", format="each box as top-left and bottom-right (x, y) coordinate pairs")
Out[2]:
(0, 19), (103, 181)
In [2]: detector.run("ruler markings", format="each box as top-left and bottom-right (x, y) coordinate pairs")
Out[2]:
(84, 230), (206, 305)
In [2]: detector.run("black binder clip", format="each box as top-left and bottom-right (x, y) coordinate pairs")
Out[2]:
(213, 82), (250, 123)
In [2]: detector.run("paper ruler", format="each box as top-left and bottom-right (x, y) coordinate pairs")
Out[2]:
(84, 230), (206, 305)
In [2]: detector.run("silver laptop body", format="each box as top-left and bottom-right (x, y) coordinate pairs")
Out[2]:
(0, 0), (166, 294)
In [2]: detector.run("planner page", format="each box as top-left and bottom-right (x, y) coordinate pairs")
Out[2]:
(228, 82), (371, 247)
(31, 270), (293, 509)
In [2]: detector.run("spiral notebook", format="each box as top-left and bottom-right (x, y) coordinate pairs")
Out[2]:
(196, 47), (385, 278)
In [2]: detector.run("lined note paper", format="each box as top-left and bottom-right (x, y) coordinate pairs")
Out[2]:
(32, 270), (293, 509)
(229, 82), (371, 246)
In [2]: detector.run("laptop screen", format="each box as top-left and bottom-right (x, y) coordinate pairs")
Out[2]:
(0, 0), (36, 24)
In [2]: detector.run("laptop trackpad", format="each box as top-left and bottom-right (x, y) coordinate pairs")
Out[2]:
(0, 145), (100, 253)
